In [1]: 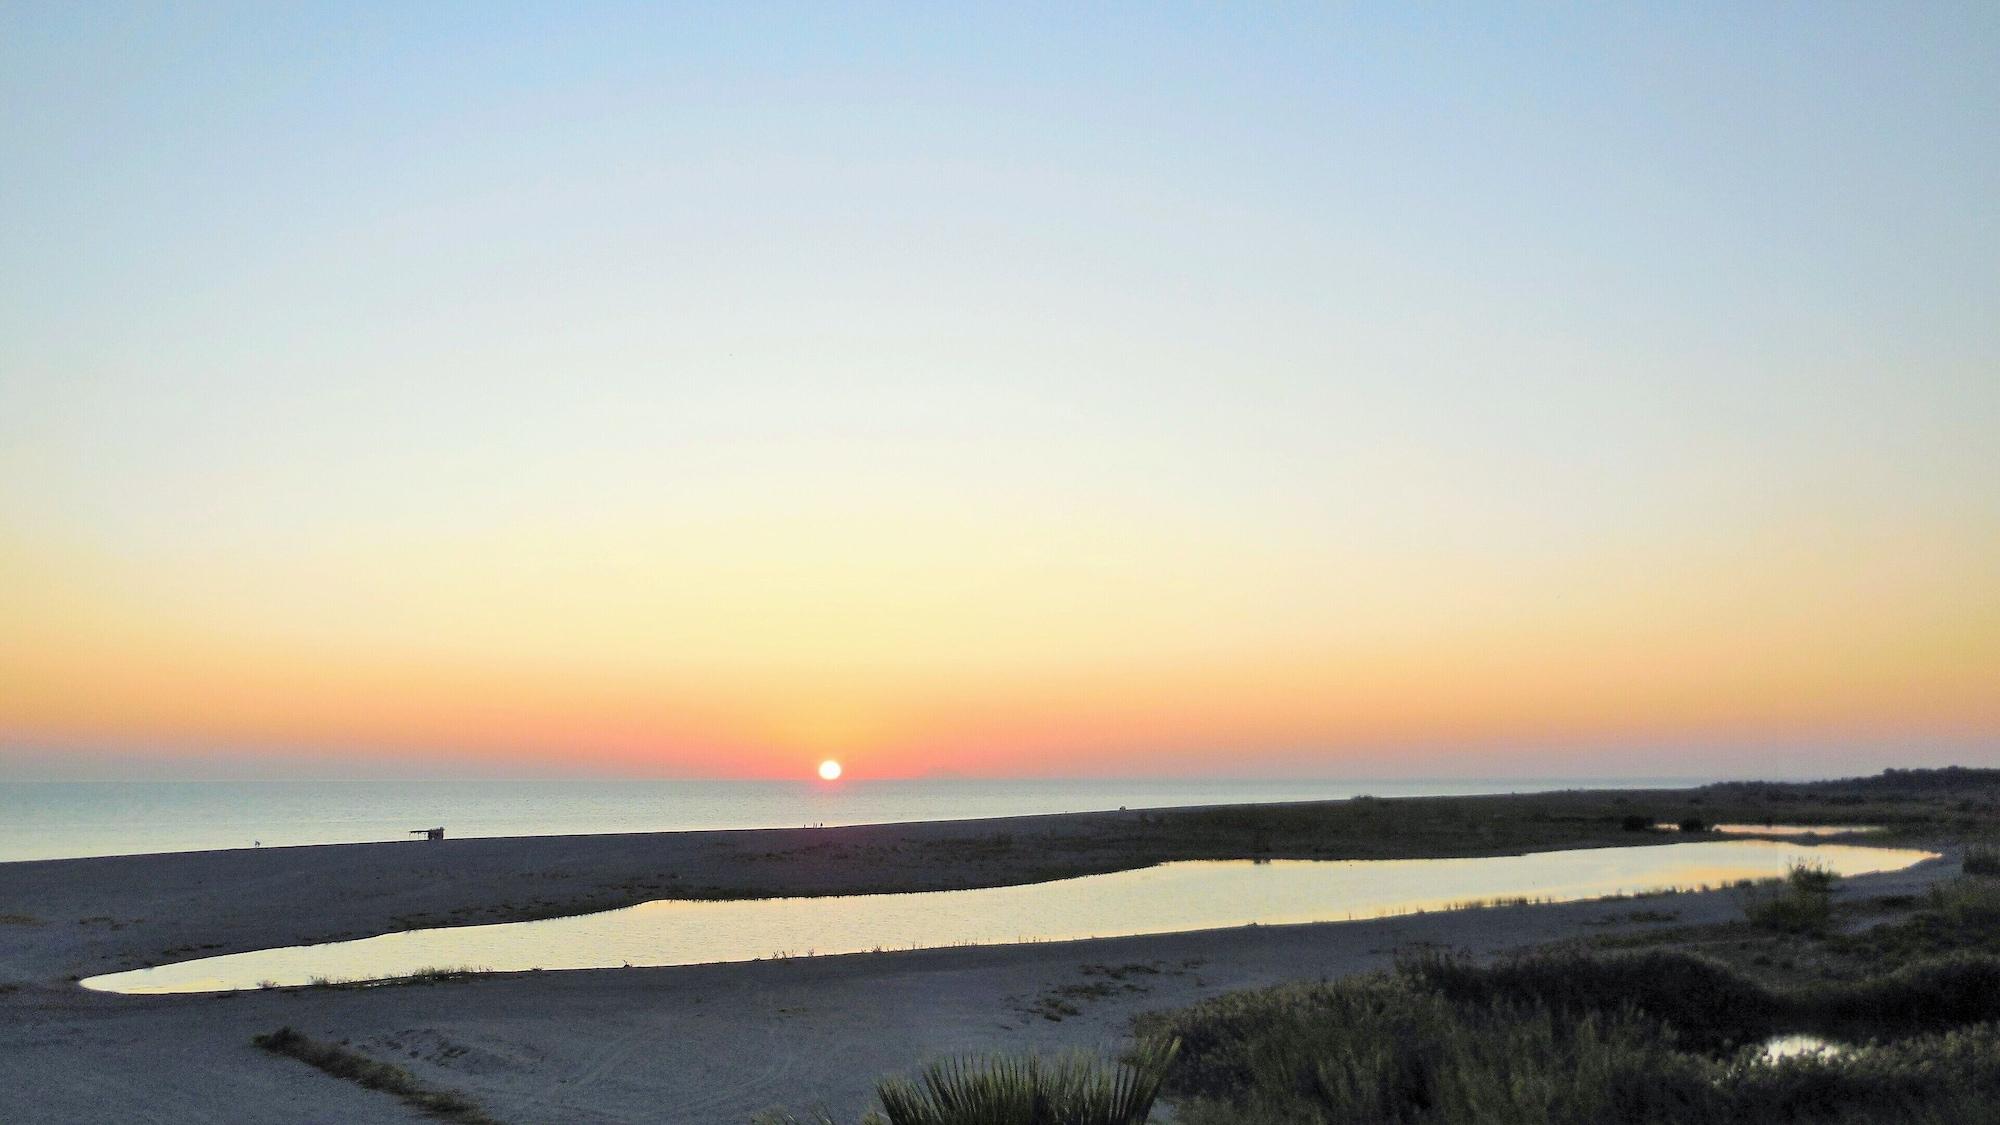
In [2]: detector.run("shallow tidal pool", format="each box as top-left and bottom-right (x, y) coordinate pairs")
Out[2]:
(83, 839), (1935, 994)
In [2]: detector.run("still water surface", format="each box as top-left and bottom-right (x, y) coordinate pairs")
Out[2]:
(83, 839), (1934, 994)
(1710, 824), (1881, 837)
(1760, 1034), (1851, 1062)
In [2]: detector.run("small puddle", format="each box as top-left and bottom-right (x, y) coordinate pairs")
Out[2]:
(81, 839), (1936, 994)
(1653, 824), (1881, 836)
(1713, 825), (1882, 837)
(1759, 1034), (1850, 1062)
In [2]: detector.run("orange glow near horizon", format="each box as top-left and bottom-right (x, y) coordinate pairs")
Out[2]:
(3, 6), (1997, 781)
(1, 493), (1995, 779)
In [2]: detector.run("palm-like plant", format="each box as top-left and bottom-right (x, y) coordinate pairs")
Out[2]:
(873, 1037), (1180, 1125)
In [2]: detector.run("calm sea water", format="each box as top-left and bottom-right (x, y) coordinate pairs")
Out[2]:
(0, 777), (1701, 863)
(84, 839), (1929, 993)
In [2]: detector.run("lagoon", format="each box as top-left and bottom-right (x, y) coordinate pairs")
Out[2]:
(82, 839), (1934, 994)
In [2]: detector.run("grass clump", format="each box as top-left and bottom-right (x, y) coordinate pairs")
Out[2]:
(758, 1041), (1177, 1125)
(1745, 863), (1838, 934)
(1960, 844), (2000, 876)
(1402, 948), (1779, 1052)
(252, 1027), (501, 1124)
(1924, 876), (2000, 925)
(1786, 863), (1840, 894)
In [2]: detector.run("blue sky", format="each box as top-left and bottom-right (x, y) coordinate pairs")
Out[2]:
(2, 4), (1995, 779)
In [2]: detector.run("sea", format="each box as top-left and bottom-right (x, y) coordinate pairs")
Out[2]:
(0, 777), (1703, 864)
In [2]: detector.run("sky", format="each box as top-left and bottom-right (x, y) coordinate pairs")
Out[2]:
(2, 3), (1996, 781)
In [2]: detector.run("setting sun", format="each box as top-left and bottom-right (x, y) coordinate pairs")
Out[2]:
(817, 759), (843, 782)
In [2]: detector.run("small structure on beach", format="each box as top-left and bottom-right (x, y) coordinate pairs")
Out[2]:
(410, 826), (445, 841)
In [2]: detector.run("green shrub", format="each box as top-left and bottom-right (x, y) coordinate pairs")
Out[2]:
(1141, 974), (1721, 1124)
(1724, 1023), (2000, 1123)
(1139, 965), (2000, 1125)
(1787, 863), (1840, 894)
(1400, 949), (1779, 1052)
(1926, 876), (2000, 925)
(780, 949), (2000, 1125)
(1746, 889), (1832, 934)
(1960, 845), (2000, 877)
(1830, 878), (2000, 963)
(1810, 955), (2000, 1034)
(1745, 863), (1837, 934)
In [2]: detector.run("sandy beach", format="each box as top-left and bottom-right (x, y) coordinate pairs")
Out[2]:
(0, 798), (1957, 1124)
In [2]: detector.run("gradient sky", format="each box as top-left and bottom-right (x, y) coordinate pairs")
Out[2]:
(3, 4), (1996, 781)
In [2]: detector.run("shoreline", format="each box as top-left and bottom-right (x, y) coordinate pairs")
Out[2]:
(0, 775), (1714, 866)
(0, 785), (1943, 985)
(0, 861), (1954, 1124)
(0, 782), (1968, 1123)
(79, 838), (1941, 996)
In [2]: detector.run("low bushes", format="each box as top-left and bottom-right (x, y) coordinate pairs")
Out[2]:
(1401, 948), (1778, 1052)
(1831, 877), (2000, 962)
(1399, 946), (2000, 1045)
(773, 947), (2000, 1124)
(1960, 844), (2000, 877)
(1745, 863), (1838, 934)
(1720, 1025), (2000, 1125)
(1143, 976), (1717, 1124)
(1137, 953), (2000, 1125)
(1814, 954), (2000, 1035)
(1926, 874), (2000, 924)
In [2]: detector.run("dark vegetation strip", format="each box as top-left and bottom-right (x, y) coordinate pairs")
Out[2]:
(764, 952), (2000, 1124)
(253, 1026), (503, 1125)
(1402, 947), (2000, 1049)
(1139, 950), (2000, 1125)
(1962, 843), (2000, 876)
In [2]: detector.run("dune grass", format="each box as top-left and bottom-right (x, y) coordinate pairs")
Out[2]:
(252, 1026), (502, 1124)
(1817, 875), (2000, 969)
(878, 1038), (1177, 1125)
(771, 945), (2000, 1124)
(1400, 947), (1780, 1051)
(1960, 844), (2000, 876)
(756, 1040), (1178, 1125)
(1137, 950), (2000, 1124)
(1743, 862), (1839, 934)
